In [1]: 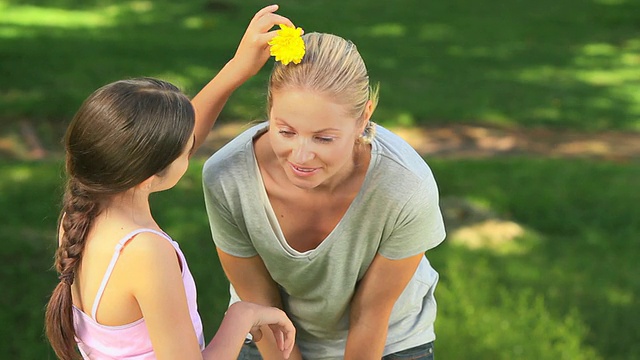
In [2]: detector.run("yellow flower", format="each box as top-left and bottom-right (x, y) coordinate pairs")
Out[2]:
(268, 24), (305, 65)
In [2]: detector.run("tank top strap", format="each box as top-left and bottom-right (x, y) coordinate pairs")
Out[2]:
(90, 228), (173, 320)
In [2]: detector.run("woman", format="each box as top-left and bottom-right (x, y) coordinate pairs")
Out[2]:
(203, 32), (446, 359)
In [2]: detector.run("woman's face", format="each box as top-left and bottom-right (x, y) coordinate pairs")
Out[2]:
(268, 89), (363, 190)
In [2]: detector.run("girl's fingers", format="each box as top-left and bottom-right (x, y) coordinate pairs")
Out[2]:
(255, 31), (279, 47)
(283, 328), (294, 358)
(249, 326), (264, 343)
(251, 4), (279, 22)
(267, 14), (295, 29)
(250, 5), (294, 31)
(253, 13), (295, 33)
(271, 327), (292, 358)
(255, 18), (301, 46)
(277, 328), (285, 350)
(258, 21), (304, 42)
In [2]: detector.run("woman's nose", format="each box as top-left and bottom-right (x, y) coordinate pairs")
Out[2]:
(291, 139), (314, 163)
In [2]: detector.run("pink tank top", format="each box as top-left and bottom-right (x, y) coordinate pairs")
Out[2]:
(72, 229), (205, 359)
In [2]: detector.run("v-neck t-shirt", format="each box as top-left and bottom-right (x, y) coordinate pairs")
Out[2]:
(203, 122), (445, 359)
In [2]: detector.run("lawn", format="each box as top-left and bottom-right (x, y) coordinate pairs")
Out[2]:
(1, 0), (639, 145)
(2, 159), (639, 359)
(1, 0), (639, 359)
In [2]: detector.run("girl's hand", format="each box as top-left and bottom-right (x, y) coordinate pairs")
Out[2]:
(229, 4), (299, 82)
(241, 302), (296, 359)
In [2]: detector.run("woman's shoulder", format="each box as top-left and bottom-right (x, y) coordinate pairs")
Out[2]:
(372, 125), (436, 181)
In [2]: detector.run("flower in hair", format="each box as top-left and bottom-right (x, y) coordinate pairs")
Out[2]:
(268, 24), (305, 65)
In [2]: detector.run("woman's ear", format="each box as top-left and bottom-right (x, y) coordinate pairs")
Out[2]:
(360, 100), (374, 131)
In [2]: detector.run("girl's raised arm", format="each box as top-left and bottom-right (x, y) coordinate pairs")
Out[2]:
(190, 4), (296, 151)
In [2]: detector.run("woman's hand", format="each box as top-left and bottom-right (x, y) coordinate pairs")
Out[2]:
(229, 4), (299, 82)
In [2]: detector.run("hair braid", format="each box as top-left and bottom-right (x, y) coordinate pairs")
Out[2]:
(44, 77), (194, 358)
(45, 178), (101, 360)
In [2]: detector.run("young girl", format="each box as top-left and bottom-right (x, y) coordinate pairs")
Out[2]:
(44, 5), (296, 360)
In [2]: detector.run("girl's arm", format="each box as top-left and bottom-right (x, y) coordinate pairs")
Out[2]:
(204, 301), (295, 359)
(217, 249), (305, 360)
(191, 4), (295, 151)
(126, 233), (207, 359)
(127, 234), (295, 360)
(344, 253), (424, 360)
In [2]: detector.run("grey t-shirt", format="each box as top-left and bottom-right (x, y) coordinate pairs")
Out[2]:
(203, 123), (446, 359)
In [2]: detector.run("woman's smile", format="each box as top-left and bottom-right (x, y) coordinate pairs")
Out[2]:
(288, 162), (320, 177)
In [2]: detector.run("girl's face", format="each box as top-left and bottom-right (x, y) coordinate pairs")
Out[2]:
(268, 89), (364, 190)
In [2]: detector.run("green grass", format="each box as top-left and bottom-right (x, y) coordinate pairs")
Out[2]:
(430, 158), (640, 359)
(1, 0), (639, 142)
(2, 158), (639, 359)
(1, 0), (639, 359)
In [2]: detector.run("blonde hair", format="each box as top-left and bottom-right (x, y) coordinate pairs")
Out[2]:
(267, 32), (379, 144)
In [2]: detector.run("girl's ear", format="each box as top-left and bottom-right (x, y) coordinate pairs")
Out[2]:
(138, 175), (157, 193)
(58, 213), (67, 246)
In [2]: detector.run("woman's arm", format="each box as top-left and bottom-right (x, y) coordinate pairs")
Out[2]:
(217, 249), (305, 360)
(190, 4), (295, 151)
(344, 253), (424, 360)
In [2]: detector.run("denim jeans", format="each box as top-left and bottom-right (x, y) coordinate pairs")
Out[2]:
(237, 340), (261, 360)
(237, 341), (434, 360)
(383, 342), (434, 360)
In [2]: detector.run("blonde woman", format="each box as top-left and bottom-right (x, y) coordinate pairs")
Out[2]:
(203, 32), (446, 359)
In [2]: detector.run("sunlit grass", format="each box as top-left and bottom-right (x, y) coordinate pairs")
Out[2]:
(0, 5), (113, 29)
(1, 0), (640, 358)
(1, 0), (639, 134)
(511, 39), (640, 128)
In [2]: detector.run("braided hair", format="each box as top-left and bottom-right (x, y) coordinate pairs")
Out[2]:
(44, 78), (195, 360)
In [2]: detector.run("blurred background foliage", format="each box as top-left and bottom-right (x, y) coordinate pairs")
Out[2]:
(1, 0), (639, 359)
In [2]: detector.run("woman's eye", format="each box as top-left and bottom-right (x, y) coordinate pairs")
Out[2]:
(278, 130), (295, 137)
(315, 137), (334, 144)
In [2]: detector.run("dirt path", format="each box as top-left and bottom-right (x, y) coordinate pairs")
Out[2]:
(2, 121), (639, 161)
(197, 122), (640, 162)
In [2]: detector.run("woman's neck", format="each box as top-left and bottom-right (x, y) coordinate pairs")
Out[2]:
(317, 143), (371, 195)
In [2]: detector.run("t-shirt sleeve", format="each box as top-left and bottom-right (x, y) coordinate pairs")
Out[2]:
(202, 172), (258, 258)
(378, 174), (446, 260)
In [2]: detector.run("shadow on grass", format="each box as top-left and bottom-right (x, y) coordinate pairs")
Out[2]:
(430, 158), (640, 359)
(0, 0), (639, 153)
(350, 0), (640, 131)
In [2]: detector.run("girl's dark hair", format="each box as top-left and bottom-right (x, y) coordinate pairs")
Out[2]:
(44, 77), (195, 360)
